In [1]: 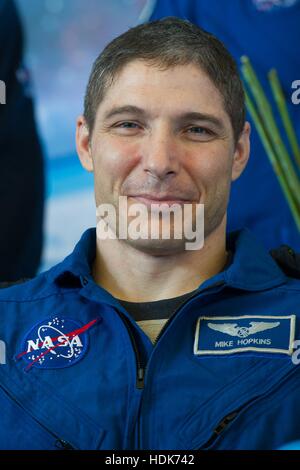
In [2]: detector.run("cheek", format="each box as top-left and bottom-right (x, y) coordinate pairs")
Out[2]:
(97, 137), (140, 172)
(192, 148), (232, 189)
(92, 138), (141, 196)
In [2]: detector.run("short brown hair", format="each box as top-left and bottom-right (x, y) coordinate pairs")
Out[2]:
(84, 17), (245, 144)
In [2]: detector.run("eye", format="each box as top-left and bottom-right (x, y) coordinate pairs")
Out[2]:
(187, 126), (212, 135)
(115, 121), (140, 129)
(111, 121), (143, 135)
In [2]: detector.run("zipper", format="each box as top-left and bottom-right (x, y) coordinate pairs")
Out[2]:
(119, 313), (145, 389)
(116, 313), (145, 450)
(55, 438), (75, 450)
(119, 281), (225, 391)
(0, 384), (76, 450)
(199, 410), (239, 449)
(118, 281), (225, 449)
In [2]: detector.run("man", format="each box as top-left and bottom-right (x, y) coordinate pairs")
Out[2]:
(140, 0), (300, 251)
(0, 17), (300, 450)
(0, 0), (44, 281)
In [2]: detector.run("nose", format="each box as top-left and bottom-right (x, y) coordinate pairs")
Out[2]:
(142, 125), (180, 180)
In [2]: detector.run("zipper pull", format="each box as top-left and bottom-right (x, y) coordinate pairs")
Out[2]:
(214, 411), (239, 435)
(55, 438), (75, 450)
(136, 367), (145, 389)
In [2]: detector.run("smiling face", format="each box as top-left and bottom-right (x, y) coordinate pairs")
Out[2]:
(76, 60), (250, 255)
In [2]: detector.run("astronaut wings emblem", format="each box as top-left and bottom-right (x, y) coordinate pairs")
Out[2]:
(207, 321), (280, 338)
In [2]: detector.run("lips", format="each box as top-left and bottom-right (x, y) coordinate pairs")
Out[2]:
(128, 195), (194, 207)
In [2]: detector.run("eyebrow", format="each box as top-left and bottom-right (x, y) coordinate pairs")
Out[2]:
(103, 105), (225, 130)
(103, 105), (148, 121)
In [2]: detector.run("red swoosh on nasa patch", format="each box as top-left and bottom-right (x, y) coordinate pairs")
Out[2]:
(16, 317), (101, 371)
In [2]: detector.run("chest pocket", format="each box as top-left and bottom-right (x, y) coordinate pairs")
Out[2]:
(0, 385), (70, 450)
(178, 358), (300, 450)
(0, 367), (105, 450)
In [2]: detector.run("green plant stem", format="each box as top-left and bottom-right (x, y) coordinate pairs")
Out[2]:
(268, 68), (300, 169)
(244, 89), (300, 232)
(241, 56), (300, 207)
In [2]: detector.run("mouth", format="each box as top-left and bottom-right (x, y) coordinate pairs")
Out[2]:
(128, 195), (194, 207)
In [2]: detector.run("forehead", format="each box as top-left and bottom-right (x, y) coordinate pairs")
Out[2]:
(96, 60), (229, 121)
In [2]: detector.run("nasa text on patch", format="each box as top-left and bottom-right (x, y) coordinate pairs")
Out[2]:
(16, 316), (100, 371)
(193, 315), (296, 356)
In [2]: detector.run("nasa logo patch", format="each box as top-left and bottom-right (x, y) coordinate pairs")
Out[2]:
(16, 316), (100, 371)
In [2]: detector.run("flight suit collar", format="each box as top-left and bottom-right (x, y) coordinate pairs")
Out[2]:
(223, 228), (287, 290)
(48, 228), (96, 286)
(48, 227), (287, 294)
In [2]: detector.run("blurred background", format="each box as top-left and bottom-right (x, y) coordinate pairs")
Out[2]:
(16, 0), (147, 272)
(1, 0), (299, 282)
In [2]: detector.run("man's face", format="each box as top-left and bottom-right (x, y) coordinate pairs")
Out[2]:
(77, 60), (250, 254)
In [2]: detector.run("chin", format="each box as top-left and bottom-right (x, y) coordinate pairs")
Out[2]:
(125, 237), (188, 256)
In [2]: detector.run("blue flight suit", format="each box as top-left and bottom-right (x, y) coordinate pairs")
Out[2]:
(142, 0), (300, 251)
(0, 227), (300, 450)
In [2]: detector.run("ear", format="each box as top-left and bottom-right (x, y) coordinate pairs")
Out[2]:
(76, 115), (94, 172)
(231, 121), (251, 181)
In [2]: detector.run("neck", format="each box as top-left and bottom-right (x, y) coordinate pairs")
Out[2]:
(92, 217), (228, 302)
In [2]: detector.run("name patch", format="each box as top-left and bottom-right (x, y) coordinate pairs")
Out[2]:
(194, 315), (296, 356)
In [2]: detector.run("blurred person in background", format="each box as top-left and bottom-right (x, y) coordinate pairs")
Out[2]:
(140, 0), (300, 250)
(0, 0), (44, 282)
